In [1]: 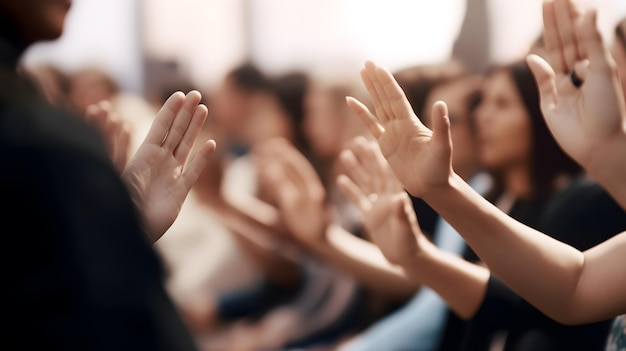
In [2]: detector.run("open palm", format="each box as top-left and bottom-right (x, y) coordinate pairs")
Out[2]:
(346, 61), (453, 199)
(528, 0), (626, 171)
(337, 138), (425, 265)
(121, 91), (216, 242)
(255, 138), (329, 245)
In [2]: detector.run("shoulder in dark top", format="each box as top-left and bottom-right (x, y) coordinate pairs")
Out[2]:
(540, 175), (626, 249)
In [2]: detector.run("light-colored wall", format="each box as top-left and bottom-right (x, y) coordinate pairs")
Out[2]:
(18, 0), (626, 95)
(21, 0), (144, 94)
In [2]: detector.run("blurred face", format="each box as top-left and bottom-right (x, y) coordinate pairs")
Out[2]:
(245, 92), (294, 145)
(210, 77), (254, 141)
(68, 70), (116, 114)
(303, 88), (346, 159)
(474, 71), (532, 173)
(610, 37), (626, 100)
(0, 0), (71, 45)
(423, 79), (479, 177)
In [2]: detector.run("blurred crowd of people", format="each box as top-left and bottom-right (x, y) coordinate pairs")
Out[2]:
(3, 0), (626, 350)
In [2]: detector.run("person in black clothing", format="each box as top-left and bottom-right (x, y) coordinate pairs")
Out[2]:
(1, 1), (216, 350)
(456, 174), (626, 351)
(342, 57), (624, 350)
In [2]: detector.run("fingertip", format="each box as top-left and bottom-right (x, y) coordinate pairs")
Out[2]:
(166, 91), (186, 106)
(527, 53), (551, 71)
(345, 96), (361, 111)
(526, 53), (541, 63)
(97, 99), (112, 110)
(336, 173), (348, 185)
(85, 103), (99, 116)
(526, 53), (542, 69)
(374, 65), (386, 77)
(187, 89), (201, 97)
(186, 90), (203, 104)
(338, 148), (352, 163)
(196, 103), (209, 115)
(353, 135), (369, 147)
(431, 101), (451, 137)
(434, 100), (448, 118)
(335, 174), (351, 191)
(172, 91), (185, 99)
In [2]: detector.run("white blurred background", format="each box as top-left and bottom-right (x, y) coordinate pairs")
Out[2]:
(20, 0), (626, 96)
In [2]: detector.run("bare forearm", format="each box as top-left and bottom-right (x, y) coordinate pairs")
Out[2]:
(213, 202), (303, 278)
(307, 223), (419, 300)
(422, 173), (585, 321)
(400, 241), (489, 320)
(588, 138), (626, 211)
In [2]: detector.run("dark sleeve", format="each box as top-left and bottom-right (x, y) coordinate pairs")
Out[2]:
(457, 274), (522, 351)
(462, 180), (625, 351)
(409, 195), (439, 239)
(3, 128), (198, 350)
(540, 180), (626, 250)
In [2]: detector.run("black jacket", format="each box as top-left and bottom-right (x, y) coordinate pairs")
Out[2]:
(0, 37), (198, 351)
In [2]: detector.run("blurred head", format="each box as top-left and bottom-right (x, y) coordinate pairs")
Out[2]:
(0, 0), (71, 49)
(393, 59), (466, 117)
(67, 66), (119, 114)
(303, 77), (367, 161)
(246, 71), (309, 150)
(21, 63), (69, 107)
(475, 68), (531, 175)
(611, 17), (626, 99)
(475, 60), (580, 197)
(422, 75), (483, 179)
(210, 63), (269, 143)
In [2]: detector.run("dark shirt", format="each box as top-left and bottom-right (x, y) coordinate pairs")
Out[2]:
(410, 196), (439, 239)
(1, 37), (198, 350)
(451, 176), (626, 351)
(437, 194), (550, 351)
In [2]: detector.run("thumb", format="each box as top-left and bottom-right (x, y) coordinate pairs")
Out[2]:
(526, 54), (558, 109)
(430, 101), (452, 158)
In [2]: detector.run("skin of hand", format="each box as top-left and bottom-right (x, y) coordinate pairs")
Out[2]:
(84, 100), (131, 172)
(337, 137), (491, 319)
(256, 138), (420, 300)
(255, 137), (330, 246)
(339, 0), (626, 324)
(121, 90), (216, 242)
(527, 0), (626, 208)
(345, 60), (454, 200)
(336, 136), (427, 265)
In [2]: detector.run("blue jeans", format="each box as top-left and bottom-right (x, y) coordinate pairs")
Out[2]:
(338, 287), (449, 351)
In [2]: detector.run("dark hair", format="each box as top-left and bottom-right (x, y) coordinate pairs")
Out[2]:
(226, 62), (270, 93)
(487, 60), (582, 199)
(393, 60), (466, 117)
(268, 71), (310, 153)
(615, 17), (626, 50)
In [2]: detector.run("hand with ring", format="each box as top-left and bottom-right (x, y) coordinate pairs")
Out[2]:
(526, 0), (626, 202)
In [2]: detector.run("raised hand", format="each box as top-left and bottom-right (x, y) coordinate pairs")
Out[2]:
(121, 90), (216, 242)
(527, 0), (626, 176)
(346, 60), (453, 198)
(84, 100), (131, 172)
(336, 136), (428, 265)
(255, 138), (329, 246)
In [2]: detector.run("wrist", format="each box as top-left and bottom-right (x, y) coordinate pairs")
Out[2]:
(586, 137), (626, 186)
(421, 171), (460, 205)
(394, 236), (437, 275)
(298, 221), (332, 251)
